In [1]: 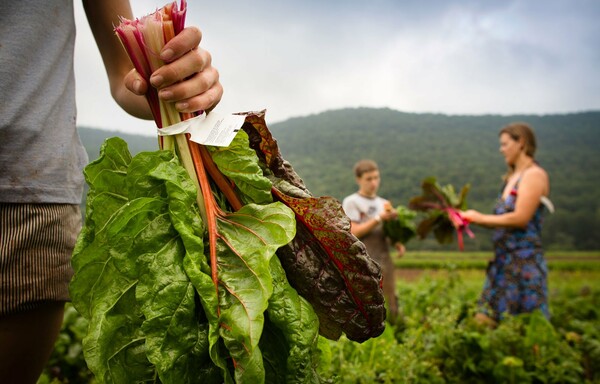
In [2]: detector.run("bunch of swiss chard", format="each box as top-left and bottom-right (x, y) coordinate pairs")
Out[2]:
(382, 205), (418, 245)
(408, 177), (474, 251)
(69, 2), (385, 383)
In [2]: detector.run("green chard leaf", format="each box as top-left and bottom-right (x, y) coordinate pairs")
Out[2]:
(262, 257), (323, 383)
(72, 137), (130, 260)
(132, 153), (221, 383)
(383, 205), (418, 245)
(70, 139), (219, 383)
(207, 129), (273, 205)
(76, 141), (297, 383)
(208, 201), (296, 383)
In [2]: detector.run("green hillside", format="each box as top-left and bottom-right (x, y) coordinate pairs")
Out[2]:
(78, 108), (600, 251)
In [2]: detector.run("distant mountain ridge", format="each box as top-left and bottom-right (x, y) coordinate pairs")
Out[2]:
(79, 108), (600, 250)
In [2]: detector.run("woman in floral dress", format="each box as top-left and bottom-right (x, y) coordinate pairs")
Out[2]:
(462, 122), (552, 325)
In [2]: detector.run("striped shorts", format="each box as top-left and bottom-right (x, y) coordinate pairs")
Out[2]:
(1, 203), (81, 316)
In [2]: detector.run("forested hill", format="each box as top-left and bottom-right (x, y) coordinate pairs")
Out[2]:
(79, 108), (600, 251)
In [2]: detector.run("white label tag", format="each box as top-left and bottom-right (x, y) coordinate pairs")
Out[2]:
(157, 112), (246, 147)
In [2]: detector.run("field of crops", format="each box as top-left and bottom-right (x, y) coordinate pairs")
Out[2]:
(40, 252), (600, 383)
(323, 251), (600, 383)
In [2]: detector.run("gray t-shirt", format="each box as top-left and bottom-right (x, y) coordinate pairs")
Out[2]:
(342, 193), (387, 224)
(0, 0), (88, 204)
(342, 193), (390, 263)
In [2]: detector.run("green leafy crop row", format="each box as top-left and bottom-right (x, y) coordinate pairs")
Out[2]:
(40, 269), (599, 383)
(324, 270), (600, 383)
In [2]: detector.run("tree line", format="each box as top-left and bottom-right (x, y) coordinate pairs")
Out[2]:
(79, 108), (600, 251)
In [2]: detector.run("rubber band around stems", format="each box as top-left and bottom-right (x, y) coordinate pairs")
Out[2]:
(156, 112), (206, 136)
(444, 207), (475, 251)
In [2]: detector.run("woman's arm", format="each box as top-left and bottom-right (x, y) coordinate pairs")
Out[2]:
(83, 0), (222, 119)
(462, 167), (548, 229)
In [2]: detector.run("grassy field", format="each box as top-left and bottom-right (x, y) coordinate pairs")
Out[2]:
(394, 250), (600, 271)
(395, 267), (600, 291)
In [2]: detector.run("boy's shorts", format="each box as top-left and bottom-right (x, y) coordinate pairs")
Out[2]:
(1, 203), (81, 316)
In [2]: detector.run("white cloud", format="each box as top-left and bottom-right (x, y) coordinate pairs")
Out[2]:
(74, 0), (600, 136)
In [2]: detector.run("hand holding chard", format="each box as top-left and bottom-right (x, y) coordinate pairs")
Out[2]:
(70, 2), (386, 383)
(409, 177), (475, 251)
(115, 1), (189, 127)
(382, 205), (418, 245)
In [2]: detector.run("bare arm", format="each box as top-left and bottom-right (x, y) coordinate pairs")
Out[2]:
(83, 0), (222, 119)
(350, 217), (381, 239)
(83, 1), (149, 118)
(462, 167), (549, 229)
(350, 203), (398, 238)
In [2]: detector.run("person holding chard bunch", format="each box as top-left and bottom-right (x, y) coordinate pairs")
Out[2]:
(461, 122), (552, 326)
(0, 1), (222, 382)
(343, 159), (406, 323)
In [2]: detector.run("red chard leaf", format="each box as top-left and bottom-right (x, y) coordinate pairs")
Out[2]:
(239, 111), (386, 342)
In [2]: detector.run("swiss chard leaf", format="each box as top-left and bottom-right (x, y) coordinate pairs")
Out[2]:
(71, 141), (222, 383)
(272, 190), (386, 342)
(262, 257), (322, 383)
(208, 202), (296, 383)
(142, 151), (299, 383)
(73, 108), (387, 382)
(207, 130), (273, 206)
(72, 137), (130, 260)
(239, 111), (386, 343)
(154, 135), (299, 382)
(72, 140), (300, 383)
(132, 153), (221, 383)
(70, 196), (168, 383)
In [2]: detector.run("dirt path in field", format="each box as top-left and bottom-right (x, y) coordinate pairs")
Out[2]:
(394, 268), (468, 282)
(394, 263), (600, 283)
(394, 268), (426, 282)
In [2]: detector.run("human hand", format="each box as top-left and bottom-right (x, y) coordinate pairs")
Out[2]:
(394, 242), (406, 258)
(379, 209), (398, 222)
(125, 27), (223, 113)
(380, 201), (398, 222)
(460, 209), (483, 225)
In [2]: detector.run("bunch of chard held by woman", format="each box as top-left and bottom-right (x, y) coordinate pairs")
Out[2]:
(69, 2), (386, 383)
(408, 176), (474, 251)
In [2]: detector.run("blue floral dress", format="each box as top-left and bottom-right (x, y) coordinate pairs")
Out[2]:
(478, 180), (549, 321)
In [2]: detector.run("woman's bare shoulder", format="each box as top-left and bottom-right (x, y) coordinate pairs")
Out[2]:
(523, 164), (550, 193)
(527, 164), (548, 179)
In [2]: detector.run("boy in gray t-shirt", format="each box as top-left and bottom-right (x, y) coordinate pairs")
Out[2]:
(342, 159), (405, 323)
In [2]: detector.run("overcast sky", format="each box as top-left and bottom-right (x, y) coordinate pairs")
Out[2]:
(74, 0), (600, 136)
